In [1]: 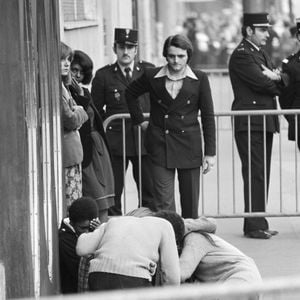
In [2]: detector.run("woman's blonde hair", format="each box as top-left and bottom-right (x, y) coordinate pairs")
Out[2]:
(60, 41), (73, 85)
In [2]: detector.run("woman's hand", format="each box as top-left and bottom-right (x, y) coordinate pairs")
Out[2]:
(71, 77), (84, 96)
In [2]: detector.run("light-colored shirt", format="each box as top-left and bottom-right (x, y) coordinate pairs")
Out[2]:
(118, 61), (134, 78)
(154, 64), (198, 99)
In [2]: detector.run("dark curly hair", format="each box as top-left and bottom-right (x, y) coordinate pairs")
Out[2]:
(69, 197), (98, 224)
(162, 34), (193, 63)
(72, 50), (94, 85)
(154, 210), (185, 253)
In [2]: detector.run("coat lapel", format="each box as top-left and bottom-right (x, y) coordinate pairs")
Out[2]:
(112, 62), (127, 86)
(168, 77), (197, 112)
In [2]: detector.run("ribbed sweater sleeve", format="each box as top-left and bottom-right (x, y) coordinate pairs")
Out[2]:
(76, 223), (106, 256)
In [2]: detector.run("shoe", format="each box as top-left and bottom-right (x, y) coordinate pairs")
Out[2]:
(244, 230), (272, 239)
(265, 229), (278, 236)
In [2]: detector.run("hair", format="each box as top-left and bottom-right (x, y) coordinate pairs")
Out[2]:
(241, 25), (255, 38)
(71, 50), (94, 85)
(154, 210), (185, 252)
(60, 41), (73, 85)
(162, 34), (193, 63)
(68, 197), (98, 224)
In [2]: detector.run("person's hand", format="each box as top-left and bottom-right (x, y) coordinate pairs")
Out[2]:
(89, 218), (101, 231)
(139, 121), (149, 131)
(261, 65), (281, 81)
(202, 155), (215, 174)
(71, 77), (84, 96)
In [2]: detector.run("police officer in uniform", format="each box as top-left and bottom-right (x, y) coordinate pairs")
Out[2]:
(229, 13), (288, 239)
(126, 34), (216, 219)
(280, 18), (300, 151)
(91, 28), (154, 215)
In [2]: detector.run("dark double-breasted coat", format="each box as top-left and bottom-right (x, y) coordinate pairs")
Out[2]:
(279, 51), (300, 145)
(91, 61), (154, 156)
(125, 67), (216, 169)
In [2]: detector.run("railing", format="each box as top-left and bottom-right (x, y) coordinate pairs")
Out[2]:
(36, 275), (300, 299)
(103, 109), (300, 217)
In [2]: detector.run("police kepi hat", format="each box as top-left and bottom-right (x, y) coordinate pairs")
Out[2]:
(243, 13), (271, 27)
(114, 28), (138, 45)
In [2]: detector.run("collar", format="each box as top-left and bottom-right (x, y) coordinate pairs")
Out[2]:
(117, 61), (135, 74)
(63, 217), (76, 234)
(154, 64), (198, 80)
(245, 39), (260, 51)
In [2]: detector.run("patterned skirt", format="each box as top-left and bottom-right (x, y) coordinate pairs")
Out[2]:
(65, 164), (82, 207)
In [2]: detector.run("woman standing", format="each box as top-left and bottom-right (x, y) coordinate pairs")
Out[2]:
(61, 43), (88, 208)
(69, 50), (115, 222)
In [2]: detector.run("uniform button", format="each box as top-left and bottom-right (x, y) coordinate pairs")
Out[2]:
(181, 115), (184, 119)
(158, 99), (162, 103)
(187, 100), (191, 104)
(181, 130), (185, 133)
(109, 126), (112, 130)
(165, 115), (169, 119)
(253, 101), (256, 104)
(165, 130), (169, 134)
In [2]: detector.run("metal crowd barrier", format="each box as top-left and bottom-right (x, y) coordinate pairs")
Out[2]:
(36, 275), (300, 300)
(103, 109), (300, 218)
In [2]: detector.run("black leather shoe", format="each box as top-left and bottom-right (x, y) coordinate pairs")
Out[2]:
(245, 230), (272, 239)
(265, 229), (279, 236)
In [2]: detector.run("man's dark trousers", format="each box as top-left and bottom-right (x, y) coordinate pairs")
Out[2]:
(109, 154), (154, 215)
(235, 131), (273, 234)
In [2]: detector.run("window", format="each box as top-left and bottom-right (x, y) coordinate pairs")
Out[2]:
(62, 0), (97, 29)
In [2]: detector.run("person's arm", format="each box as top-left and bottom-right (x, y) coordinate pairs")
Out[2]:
(125, 71), (151, 125)
(230, 50), (281, 95)
(62, 84), (88, 130)
(197, 73), (216, 172)
(179, 232), (212, 282)
(76, 223), (106, 256)
(91, 70), (106, 118)
(159, 221), (181, 285)
(184, 217), (217, 235)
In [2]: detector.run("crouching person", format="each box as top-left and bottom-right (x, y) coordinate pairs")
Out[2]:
(76, 210), (184, 291)
(180, 218), (262, 299)
(59, 197), (100, 294)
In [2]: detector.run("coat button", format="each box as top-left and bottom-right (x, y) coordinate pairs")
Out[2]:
(253, 101), (256, 104)
(181, 115), (184, 119)
(109, 126), (112, 130)
(158, 99), (162, 103)
(165, 115), (169, 119)
(187, 100), (191, 104)
(165, 130), (169, 134)
(181, 130), (185, 133)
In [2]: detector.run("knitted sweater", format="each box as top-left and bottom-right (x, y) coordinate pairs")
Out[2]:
(76, 216), (180, 285)
(180, 232), (262, 284)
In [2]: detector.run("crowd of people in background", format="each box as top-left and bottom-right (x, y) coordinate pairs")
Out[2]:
(181, 11), (298, 69)
(57, 8), (300, 296)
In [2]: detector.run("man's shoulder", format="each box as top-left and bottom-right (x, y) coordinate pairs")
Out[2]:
(282, 52), (300, 66)
(136, 60), (155, 69)
(94, 63), (116, 75)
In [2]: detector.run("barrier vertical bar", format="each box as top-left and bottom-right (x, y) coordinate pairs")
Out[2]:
(122, 118), (127, 213)
(232, 116), (236, 213)
(138, 125), (142, 207)
(248, 115), (252, 212)
(0, 261), (5, 300)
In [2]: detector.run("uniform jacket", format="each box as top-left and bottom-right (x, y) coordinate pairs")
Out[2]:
(229, 38), (288, 133)
(279, 51), (300, 140)
(125, 67), (216, 169)
(91, 60), (154, 156)
(69, 86), (111, 168)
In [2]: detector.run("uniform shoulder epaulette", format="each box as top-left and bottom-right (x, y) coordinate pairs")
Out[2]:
(282, 53), (296, 64)
(138, 60), (155, 68)
(97, 63), (113, 71)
